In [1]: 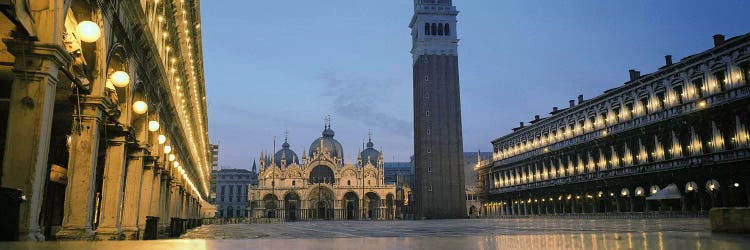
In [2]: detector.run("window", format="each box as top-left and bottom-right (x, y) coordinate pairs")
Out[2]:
(437, 23), (444, 36)
(740, 62), (750, 83)
(426, 129), (431, 135)
(428, 167), (432, 173)
(347, 180), (351, 186)
(444, 23), (450, 36)
(292, 180), (296, 186)
(673, 85), (684, 104)
(655, 92), (665, 108)
(424, 23), (430, 35)
(714, 70), (727, 91)
(692, 78), (704, 98)
(427, 147), (432, 153)
(431, 23), (437, 35)
(426, 111), (430, 117)
(428, 185), (433, 192)
(368, 180), (371, 185)
(425, 75), (429, 81)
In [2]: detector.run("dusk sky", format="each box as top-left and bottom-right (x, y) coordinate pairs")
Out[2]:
(202, 0), (750, 170)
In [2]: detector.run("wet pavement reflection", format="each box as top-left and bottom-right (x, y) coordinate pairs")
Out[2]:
(2, 218), (748, 249)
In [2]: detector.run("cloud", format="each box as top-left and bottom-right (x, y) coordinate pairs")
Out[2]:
(320, 73), (411, 137)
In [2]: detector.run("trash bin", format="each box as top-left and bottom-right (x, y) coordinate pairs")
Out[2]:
(143, 216), (159, 240)
(169, 218), (180, 237)
(0, 188), (23, 241)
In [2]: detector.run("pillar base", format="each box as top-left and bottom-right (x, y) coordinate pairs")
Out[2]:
(121, 227), (139, 240)
(95, 227), (123, 240)
(18, 230), (45, 242)
(55, 227), (95, 241)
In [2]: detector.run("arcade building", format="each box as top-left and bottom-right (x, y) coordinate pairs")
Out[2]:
(477, 33), (750, 217)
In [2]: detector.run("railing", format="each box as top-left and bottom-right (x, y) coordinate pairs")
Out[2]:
(483, 211), (708, 219)
(490, 85), (750, 167)
(485, 147), (750, 194)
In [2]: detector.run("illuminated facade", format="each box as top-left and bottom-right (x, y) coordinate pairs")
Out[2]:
(477, 34), (750, 216)
(249, 124), (396, 221)
(0, 0), (211, 240)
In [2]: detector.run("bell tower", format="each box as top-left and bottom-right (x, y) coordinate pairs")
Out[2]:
(410, 0), (466, 219)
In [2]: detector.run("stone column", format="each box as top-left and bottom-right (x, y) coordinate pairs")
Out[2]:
(136, 162), (156, 239)
(121, 150), (146, 239)
(56, 100), (103, 240)
(159, 173), (171, 235)
(1, 40), (71, 241)
(150, 168), (162, 217)
(95, 135), (128, 240)
(168, 182), (179, 236)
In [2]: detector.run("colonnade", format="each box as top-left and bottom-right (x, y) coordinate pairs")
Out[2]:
(252, 198), (395, 221)
(481, 179), (750, 217)
(0, 0), (210, 241)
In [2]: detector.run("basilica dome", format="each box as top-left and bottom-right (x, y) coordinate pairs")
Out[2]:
(360, 139), (381, 166)
(309, 126), (344, 160)
(274, 140), (299, 167)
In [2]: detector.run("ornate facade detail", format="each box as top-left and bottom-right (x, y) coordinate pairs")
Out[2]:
(249, 124), (396, 221)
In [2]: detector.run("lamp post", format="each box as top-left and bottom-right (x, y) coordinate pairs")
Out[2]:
(362, 170), (366, 219)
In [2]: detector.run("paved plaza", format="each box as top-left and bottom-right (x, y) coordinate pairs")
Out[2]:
(2, 218), (749, 249)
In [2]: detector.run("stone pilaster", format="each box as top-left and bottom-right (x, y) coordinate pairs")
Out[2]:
(1, 40), (71, 241)
(56, 99), (105, 240)
(95, 135), (128, 240)
(149, 168), (162, 216)
(136, 162), (155, 239)
(121, 149), (146, 240)
(159, 172), (171, 235)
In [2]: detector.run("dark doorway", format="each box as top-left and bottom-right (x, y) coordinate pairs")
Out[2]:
(346, 201), (354, 220)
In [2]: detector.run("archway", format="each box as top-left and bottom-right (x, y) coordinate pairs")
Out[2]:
(309, 186), (334, 219)
(309, 165), (335, 184)
(284, 192), (300, 221)
(469, 206), (477, 217)
(385, 194), (394, 220)
(365, 192), (380, 219)
(728, 180), (747, 207)
(263, 194), (278, 218)
(343, 192), (359, 220)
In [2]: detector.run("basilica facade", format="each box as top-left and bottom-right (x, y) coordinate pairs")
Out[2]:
(249, 124), (396, 221)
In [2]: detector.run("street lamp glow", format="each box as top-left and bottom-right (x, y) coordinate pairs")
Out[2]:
(110, 71), (130, 87)
(158, 135), (167, 144)
(148, 120), (160, 132)
(164, 145), (172, 154)
(168, 154), (175, 162)
(76, 21), (101, 43)
(133, 101), (148, 114)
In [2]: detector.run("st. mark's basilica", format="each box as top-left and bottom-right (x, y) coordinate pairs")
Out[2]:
(248, 121), (397, 221)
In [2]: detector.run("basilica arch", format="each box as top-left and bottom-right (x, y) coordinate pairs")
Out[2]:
(343, 192), (359, 220)
(309, 186), (335, 219)
(284, 192), (301, 221)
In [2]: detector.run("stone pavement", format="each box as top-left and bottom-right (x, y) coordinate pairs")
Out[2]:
(2, 218), (749, 249)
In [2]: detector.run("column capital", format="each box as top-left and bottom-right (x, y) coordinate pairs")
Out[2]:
(3, 39), (72, 74)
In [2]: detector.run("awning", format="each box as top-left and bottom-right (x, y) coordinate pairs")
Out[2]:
(646, 184), (682, 200)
